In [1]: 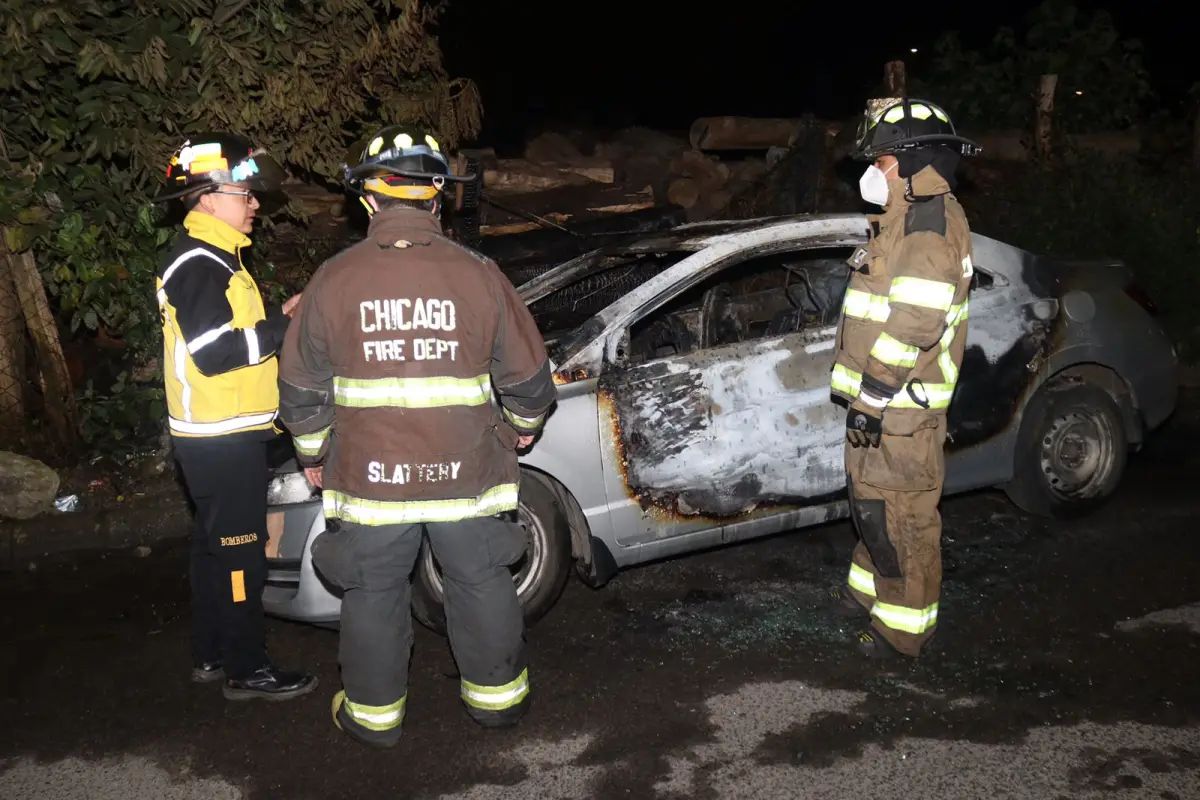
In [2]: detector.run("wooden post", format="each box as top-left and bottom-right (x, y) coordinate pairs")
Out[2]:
(0, 249), (24, 444)
(885, 60), (907, 97)
(454, 152), (467, 210)
(1036, 74), (1058, 163)
(4, 244), (77, 450)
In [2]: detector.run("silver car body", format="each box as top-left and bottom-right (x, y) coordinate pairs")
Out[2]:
(263, 213), (1179, 624)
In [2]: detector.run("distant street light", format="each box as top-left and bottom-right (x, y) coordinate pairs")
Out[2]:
(910, 48), (918, 53)
(1075, 90), (1083, 95)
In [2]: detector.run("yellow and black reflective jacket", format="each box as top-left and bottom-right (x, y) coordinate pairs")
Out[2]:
(156, 212), (289, 438)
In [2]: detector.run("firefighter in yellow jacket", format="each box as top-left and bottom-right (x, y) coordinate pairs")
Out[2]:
(154, 133), (316, 700)
(828, 99), (981, 660)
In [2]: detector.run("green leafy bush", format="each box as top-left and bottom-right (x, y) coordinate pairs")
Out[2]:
(0, 0), (480, 453)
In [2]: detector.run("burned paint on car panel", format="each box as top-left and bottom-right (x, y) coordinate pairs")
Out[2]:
(946, 247), (1065, 451)
(601, 331), (848, 519)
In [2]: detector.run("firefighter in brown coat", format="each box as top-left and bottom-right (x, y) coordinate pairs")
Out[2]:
(829, 98), (982, 660)
(277, 125), (557, 747)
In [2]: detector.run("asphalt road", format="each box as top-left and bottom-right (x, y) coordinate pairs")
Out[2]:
(2, 417), (1200, 799)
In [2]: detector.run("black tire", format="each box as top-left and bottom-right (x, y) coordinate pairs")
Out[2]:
(411, 471), (573, 635)
(1002, 381), (1128, 519)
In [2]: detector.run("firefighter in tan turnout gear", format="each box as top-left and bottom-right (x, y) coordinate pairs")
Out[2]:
(828, 98), (981, 660)
(278, 125), (557, 747)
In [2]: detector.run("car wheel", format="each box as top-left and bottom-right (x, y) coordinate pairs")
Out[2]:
(1002, 381), (1128, 519)
(411, 472), (573, 635)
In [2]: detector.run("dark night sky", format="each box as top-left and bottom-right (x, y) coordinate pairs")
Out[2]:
(438, 0), (1189, 153)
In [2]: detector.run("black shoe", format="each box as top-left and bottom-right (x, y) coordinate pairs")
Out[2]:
(855, 629), (908, 661)
(191, 661), (225, 684)
(829, 587), (869, 619)
(223, 665), (318, 702)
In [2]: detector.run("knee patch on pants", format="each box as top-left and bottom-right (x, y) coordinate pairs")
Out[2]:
(849, 488), (901, 579)
(311, 519), (363, 591)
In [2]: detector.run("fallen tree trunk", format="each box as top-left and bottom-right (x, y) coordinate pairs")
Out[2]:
(667, 177), (700, 209)
(484, 158), (615, 194)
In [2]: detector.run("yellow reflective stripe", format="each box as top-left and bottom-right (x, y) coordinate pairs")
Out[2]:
(830, 364), (956, 410)
(869, 332), (919, 368)
(461, 668), (530, 711)
(343, 692), (406, 732)
(889, 277), (956, 313)
(848, 563), (876, 597)
(842, 289), (891, 323)
(937, 300), (968, 384)
(292, 425), (330, 456)
(871, 601), (939, 634)
(830, 363), (861, 397)
(938, 347), (958, 385)
(503, 406), (544, 431)
(333, 374), (491, 408)
(323, 484), (519, 525)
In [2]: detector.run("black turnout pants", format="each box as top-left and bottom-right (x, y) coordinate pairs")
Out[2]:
(173, 432), (272, 679)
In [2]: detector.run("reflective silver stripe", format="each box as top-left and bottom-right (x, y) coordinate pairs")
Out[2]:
(187, 323), (233, 354)
(245, 328), (259, 364)
(842, 289), (891, 323)
(503, 406), (543, 431)
(293, 426), (330, 456)
(857, 390), (890, 409)
(324, 484), (519, 525)
(161, 248), (232, 285)
(461, 668), (530, 712)
(871, 601), (939, 634)
(169, 411), (277, 435)
(848, 563), (876, 597)
(831, 364), (956, 410)
(889, 276), (956, 312)
(869, 332), (919, 368)
(333, 375), (492, 409)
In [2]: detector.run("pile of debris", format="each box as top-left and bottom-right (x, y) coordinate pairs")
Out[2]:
(473, 116), (842, 233)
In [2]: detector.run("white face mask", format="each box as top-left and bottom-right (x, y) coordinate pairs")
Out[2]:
(859, 162), (897, 207)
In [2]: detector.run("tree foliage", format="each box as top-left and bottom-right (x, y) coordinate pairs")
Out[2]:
(1, 0), (480, 345)
(0, 0), (480, 452)
(918, 0), (1152, 133)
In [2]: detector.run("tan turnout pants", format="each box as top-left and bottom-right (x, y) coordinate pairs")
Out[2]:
(844, 411), (947, 657)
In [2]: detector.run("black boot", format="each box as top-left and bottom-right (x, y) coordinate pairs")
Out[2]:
(223, 665), (318, 701)
(854, 629), (908, 661)
(332, 691), (402, 749)
(829, 587), (869, 619)
(191, 660), (225, 684)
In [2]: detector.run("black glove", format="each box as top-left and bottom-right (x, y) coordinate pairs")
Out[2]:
(846, 374), (899, 448)
(846, 398), (883, 448)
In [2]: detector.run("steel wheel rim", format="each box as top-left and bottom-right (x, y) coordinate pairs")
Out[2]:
(1039, 408), (1115, 501)
(422, 500), (546, 602)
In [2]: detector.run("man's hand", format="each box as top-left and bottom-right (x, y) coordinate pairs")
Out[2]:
(283, 293), (303, 317)
(846, 395), (885, 448)
(304, 466), (323, 488)
(517, 434), (535, 449)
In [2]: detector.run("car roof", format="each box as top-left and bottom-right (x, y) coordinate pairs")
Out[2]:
(596, 212), (866, 255)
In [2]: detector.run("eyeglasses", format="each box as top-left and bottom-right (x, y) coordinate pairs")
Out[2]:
(211, 188), (256, 200)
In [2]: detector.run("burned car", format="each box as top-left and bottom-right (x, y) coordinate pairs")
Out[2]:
(262, 213), (1178, 633)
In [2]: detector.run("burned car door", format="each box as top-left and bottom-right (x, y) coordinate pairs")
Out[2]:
(595, 249), (853, 546)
